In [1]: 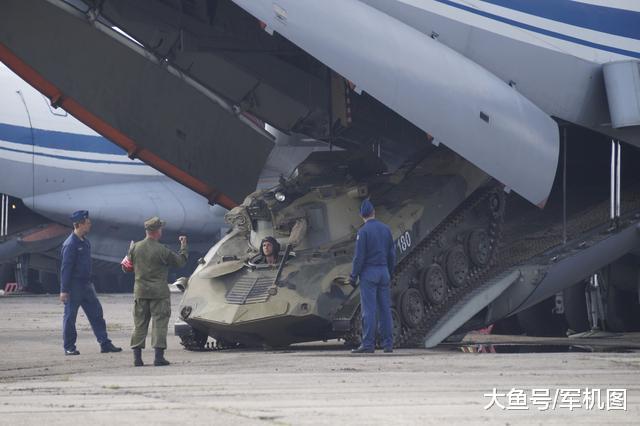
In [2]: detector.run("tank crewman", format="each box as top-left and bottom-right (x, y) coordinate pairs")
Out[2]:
(127, 217), (188, 366)
(260, 236), (281, 265)
(349, 199), (396, 354)
(60, 210), (122, 355)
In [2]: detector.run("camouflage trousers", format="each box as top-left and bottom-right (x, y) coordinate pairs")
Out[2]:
(130, 297), (171, 349)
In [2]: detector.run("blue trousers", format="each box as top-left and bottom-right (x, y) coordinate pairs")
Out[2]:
(63, 283), (109, 351)
(359, 269), (393, 350)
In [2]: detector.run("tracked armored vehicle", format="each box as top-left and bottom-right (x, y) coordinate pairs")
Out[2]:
(177, 147), (504, 349)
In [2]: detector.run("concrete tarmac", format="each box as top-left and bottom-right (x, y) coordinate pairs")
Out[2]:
(0, 294), (638, 425)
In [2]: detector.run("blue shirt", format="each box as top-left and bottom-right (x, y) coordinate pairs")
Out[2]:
(60, 232), (92, 293)
(350, 219), (396, 281)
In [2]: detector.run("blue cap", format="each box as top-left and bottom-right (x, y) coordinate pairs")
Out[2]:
(70, 210), (89, 223)
(360, 199), (374, 217)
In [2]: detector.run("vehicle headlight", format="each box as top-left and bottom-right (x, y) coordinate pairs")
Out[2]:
(275, 192), (286, 202)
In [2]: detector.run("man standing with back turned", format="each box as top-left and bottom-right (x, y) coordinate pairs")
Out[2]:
(127, 217), (188, 367)
(350, 199), (396, 354)
(60, 210), (122, 355)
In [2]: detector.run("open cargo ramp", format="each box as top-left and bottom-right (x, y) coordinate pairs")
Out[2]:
(425, 190), (640, 348)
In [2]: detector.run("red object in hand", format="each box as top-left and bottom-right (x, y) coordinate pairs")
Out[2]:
(121, 255), (134, 273)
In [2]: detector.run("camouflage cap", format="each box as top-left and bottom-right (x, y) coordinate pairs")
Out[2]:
(144, 216), (166, 231)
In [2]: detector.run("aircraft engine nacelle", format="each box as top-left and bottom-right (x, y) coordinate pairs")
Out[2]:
(24, 181), (226, 240)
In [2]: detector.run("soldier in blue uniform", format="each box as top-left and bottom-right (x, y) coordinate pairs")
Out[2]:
(350, 199), (396, 354)
(60, 210), (122, 355)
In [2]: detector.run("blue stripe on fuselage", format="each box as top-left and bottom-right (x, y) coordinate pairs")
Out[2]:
(432, 0), (640, 58)
(0, 122), (125, 155)
(0, 144), (143, 165)
(479, 0), (640, 41)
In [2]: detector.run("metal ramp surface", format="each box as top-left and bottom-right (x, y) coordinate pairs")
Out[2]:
(424, 192), (640, 348)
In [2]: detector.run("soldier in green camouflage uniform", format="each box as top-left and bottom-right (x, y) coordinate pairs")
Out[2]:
(127, 217), (188, 366)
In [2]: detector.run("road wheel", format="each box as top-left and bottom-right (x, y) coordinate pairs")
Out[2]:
(420, 264), (447, 304)
(446, 246), (468, 288)
(400, 288), (425, 328)
(467, 229), (492, 267)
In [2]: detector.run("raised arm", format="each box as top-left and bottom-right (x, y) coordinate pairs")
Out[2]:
(162, 236), (188, 268)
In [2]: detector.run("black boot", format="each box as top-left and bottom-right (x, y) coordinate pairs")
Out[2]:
(133, 348), (144, 367)
(101, 341), (123, 353)
(153, 348), (170, 366)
